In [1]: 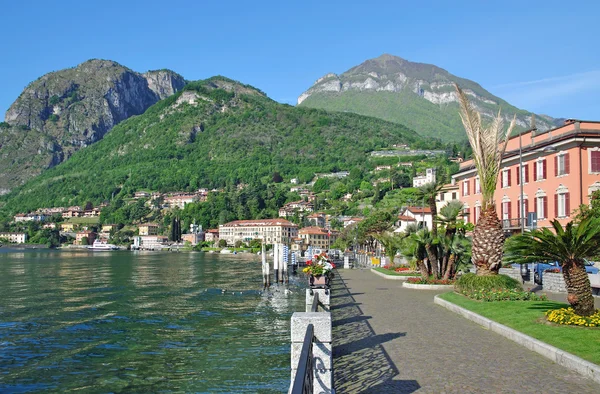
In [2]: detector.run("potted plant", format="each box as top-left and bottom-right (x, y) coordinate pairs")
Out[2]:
(303, 252), (335, 288)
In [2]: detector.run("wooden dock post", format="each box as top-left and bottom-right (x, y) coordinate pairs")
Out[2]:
(262, 243), (270, 289)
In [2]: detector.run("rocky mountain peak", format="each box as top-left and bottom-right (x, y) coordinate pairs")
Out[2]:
(0, 59), (186, 193)
(298, 54), (561, 141)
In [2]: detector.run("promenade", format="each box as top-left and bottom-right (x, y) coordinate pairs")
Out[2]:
(331, 269), (600, 393)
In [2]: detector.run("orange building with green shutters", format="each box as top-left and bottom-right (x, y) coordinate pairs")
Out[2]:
(452, 119), (600, 232)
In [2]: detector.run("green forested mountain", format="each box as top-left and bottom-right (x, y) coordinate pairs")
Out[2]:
(0, 59), (185, 193)
(0, 77), (439, 214)
(298, 54), (562, 142)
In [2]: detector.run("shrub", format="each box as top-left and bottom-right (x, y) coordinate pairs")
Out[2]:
(455, 273), (522, 293)
(462, 288), (548, 302)
(546, 308), (600, 327)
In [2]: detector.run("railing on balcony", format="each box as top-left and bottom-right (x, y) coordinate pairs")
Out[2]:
(502, 218), (527, 230)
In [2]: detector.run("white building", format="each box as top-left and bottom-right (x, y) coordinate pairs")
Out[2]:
(394, 207), (433, 232)
(435, 182), (460, 213)
(413, 168), (437, 188)
(133, 235), (168, 250)
(164, 194), (198, 209)
(219, 218), (298, 246)
(0, 232), (27, 243)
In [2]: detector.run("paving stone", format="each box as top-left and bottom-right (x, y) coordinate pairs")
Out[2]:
(331, 269), (600, 393)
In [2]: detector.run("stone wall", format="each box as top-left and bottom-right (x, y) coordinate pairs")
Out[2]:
(543, 272), (567, 293)
(499, 268), (522, 282)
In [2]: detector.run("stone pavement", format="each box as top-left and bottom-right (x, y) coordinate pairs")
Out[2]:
(331, 269), (600, 393)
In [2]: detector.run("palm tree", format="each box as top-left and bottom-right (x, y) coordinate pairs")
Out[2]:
(374, 231), (402, 263)
(455, 84), (516, 276)
(437, 200), (466, 279)
(409, 229), (435, 278)
(504, 218), (600, 316)
(414, 181), (443, 238)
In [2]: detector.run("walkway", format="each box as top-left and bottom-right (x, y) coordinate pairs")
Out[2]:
(331, 269), (600, 393)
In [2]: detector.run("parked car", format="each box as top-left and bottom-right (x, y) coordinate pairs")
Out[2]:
(534, 260), (600, 285)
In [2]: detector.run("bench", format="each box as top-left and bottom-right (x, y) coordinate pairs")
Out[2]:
(589, 274), (600, 296)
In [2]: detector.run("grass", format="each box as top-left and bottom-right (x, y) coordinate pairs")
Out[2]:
(65, 217), (100, 224)
(439, 292), (600, 365)
(373, 267), (420, 276)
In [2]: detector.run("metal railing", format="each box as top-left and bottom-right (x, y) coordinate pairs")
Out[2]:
(290, 324), (315, 394)
(310, 292), (320, 312)
(502, 218), (527, 229)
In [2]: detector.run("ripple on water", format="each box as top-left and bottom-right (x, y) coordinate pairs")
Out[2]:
(0, 251), (303, 393)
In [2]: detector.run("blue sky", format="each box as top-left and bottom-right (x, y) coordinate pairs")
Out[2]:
(1, 0), (599, 120)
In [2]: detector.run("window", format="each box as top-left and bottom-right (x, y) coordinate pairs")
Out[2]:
(463, 208), (470, 224)
(591, 150), (600, 173)
(475, 177), (481, 194)
(502, 169), (511, 188)
(475, 205), (481, 224)
(534, 159), (546, 181)
(517, 199), (528, 219)
(516, 164), (529, 185)
(462, 180), (470, 196)
(501, 201), (511, 221)
(452, 192), (457, 200)
(536, 196), (547, 220)
(555, 192), (570, 218)
(555, 153), (570, 176)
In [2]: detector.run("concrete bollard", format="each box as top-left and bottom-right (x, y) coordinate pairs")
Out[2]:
(343, 256), (350, 269)
(290, 312), (333, 394)
(306, 289), (330, 312)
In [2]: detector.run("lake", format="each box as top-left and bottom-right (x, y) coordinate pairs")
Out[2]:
(0, 249), (304, 393)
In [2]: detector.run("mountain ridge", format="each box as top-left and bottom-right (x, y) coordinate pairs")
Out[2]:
(298, 54), (562, 142)
(0, 59), (185, 194)
(0, 76), (435, 214)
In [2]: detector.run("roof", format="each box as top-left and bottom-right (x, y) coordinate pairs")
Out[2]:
(207, 229), (219, 233)
(221, 219), (298, 228)
(299, 226), (328, 235)
(139, 223), (159, 227)
(397, 215), (416, 221)
(307, 213), (325, 218)
(405, 206), (432, 214)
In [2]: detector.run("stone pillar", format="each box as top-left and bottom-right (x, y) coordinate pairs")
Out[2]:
(290, 312), (333, 394)
(306, 289), (330, 312)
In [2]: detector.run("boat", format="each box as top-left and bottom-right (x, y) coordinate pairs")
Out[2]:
(88, 240), (119, 251)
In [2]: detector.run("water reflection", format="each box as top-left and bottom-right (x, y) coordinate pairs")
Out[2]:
(0, 250), (303, 393)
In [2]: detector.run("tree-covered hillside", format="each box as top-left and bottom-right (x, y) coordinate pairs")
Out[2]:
(0, 77), (441, 214)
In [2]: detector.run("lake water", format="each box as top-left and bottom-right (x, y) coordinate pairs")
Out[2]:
(0, 249), (304, 393)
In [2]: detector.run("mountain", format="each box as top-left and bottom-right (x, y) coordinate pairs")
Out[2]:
(0, 77), (432, 214)
(297, 54), (562, 142)
(0, 59), (185, 194)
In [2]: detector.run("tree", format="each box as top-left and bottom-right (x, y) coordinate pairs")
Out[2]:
(272, 171), (283, 183)
(437, 200), (466, 279)
(455, 84), (516, 276)
(374, 232), (402, 262)
(218, 239), (228, 248)
(504, 218), (600, 316)
(313, 178), (328, 193)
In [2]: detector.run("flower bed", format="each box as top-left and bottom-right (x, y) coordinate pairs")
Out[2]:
(546, 307), (600, 327)
(460, 288), (548, 302)
(407, 277), (455, 285)
(372, 267), (420, 276)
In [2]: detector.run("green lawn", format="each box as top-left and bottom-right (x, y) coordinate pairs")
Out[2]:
(439, 292), (600, 365)
(372, 267), (420, 276)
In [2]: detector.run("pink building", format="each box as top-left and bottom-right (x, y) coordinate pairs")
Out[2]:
(452, 120), (600, 231)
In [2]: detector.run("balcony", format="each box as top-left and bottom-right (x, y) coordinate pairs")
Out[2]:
(501, 218), (527, 230)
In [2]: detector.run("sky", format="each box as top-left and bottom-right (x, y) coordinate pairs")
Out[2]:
(1, 0), (599, 120)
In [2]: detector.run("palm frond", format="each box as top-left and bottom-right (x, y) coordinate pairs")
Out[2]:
(455, 84), (516, 208)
